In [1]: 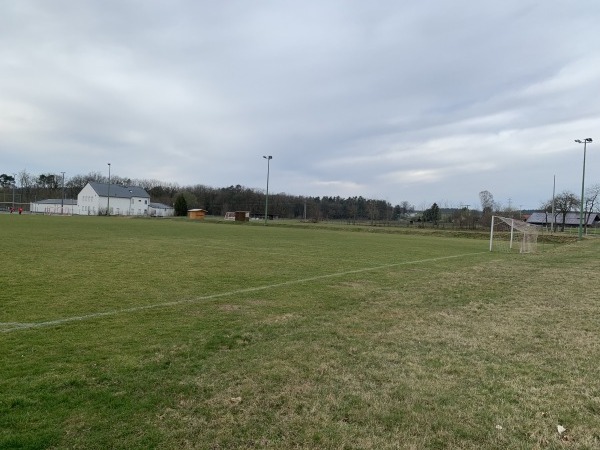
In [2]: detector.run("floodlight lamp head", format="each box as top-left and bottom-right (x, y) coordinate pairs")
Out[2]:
(263, 155), (272, 160)
(575, 139), (582, 143)
(585, 138), (593, 143)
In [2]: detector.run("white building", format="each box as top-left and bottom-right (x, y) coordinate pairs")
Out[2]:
(30, 199), (77, 215)
(149, 202), (175, 217)
(78, 182), (150, 216)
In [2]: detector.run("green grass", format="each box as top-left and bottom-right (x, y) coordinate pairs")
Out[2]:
(1, 215), (600, 449)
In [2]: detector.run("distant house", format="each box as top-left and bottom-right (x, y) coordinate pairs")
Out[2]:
(30, 199), (77, 215)
(149, 202), (174, 217)
(527, 211), (600, 228)
(78, 182), (150, 216)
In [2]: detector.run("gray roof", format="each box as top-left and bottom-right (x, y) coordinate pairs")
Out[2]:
(527, 211), (600, 226)
(88, 182), (149, 199)
(32, 199), (78, 205)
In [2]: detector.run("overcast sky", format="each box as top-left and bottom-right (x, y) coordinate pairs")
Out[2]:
(2, 1), (600, 209)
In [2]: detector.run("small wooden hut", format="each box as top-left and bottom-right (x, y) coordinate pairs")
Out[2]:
(187, 209), (207, 220)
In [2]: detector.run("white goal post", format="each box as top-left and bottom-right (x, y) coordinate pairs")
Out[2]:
(489, 216), (541, 253)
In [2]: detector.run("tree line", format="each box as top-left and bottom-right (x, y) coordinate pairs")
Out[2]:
(4, 169), (598, 227)
(1, 170), (416, 221)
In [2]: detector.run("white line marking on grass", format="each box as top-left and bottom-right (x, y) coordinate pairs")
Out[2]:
(2, 251), (486, 333)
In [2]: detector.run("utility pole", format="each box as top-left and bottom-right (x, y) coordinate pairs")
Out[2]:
(12, 173), (16, 209)
(263, 156), (272, 225)
(551, 175), (555, 233)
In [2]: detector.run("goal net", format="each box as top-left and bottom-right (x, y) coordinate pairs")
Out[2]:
(489, 216), (540, 253)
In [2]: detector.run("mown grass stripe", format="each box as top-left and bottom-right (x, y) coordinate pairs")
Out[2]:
(1, 252), (485, 333)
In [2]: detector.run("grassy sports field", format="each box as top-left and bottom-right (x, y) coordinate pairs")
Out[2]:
(1, 215), (599, 449)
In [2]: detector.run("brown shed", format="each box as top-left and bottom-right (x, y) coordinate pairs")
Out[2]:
(187, 209), (208, 220)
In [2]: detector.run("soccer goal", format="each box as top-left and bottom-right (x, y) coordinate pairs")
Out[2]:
(224, 212), (235, 221)
(489, 216), (541, 253)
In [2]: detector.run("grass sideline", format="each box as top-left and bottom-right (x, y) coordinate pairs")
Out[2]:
(1, 215), (599, 449)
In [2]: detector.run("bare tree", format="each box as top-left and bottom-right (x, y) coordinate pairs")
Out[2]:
(479, 190), (494, 211)
(400, 200), (414, 214)
(584, 184), (600, 233)
(553, 191), (579, 232)
(18, 170), (35, 202)
(479, 190), (495, 227)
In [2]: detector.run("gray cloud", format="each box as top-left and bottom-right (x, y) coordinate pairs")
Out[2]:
(2, 0), (600, 209)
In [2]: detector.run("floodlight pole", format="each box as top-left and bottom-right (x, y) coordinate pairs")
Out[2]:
(61, 171), (65, 214)
(575, 138), (593, 240)
(107, 163), (111, 216)
(551, 175), (555, 233)
(263, 155), (272, 225)
(12, 173), (16, 209)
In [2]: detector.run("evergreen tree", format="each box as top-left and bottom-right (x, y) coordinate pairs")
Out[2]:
(174, 194), (188, 216)
(423, 203), (440, 224)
